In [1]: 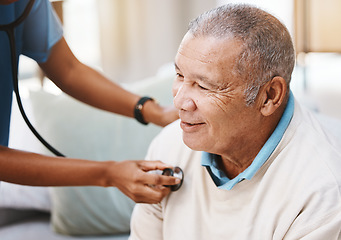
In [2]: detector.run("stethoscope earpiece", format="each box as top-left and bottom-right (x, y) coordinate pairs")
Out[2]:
(162, 166), (184, 191)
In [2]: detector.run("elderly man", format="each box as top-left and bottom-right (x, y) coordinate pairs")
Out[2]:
(129, 3), (341, 240)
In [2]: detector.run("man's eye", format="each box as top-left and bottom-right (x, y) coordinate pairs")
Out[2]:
(198, 84), (208, 90)
(176, 73), (184, 78)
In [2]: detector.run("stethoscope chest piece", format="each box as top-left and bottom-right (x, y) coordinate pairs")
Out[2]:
(162, 166), (184, 191)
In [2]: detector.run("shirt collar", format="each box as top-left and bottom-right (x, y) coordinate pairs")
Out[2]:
(201, 91), (295, 190)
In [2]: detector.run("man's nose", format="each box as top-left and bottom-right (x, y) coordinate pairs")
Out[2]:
(173, 82), (196, 112)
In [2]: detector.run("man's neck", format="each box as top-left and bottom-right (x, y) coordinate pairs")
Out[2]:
(220, 107), (285, 179)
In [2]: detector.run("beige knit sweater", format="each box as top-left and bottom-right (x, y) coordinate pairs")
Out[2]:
(130, 100), (341, 240)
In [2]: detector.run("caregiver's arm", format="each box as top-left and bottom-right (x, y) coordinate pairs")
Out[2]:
(0, 146), (178, 203)
(39, 37), (178, 127)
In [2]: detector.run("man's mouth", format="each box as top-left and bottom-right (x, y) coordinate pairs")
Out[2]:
(183, 122), (203, 126)
(180, 120), (205, 132)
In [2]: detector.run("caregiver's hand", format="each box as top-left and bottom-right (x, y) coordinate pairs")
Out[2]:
(107, 160), (180, 203)
(0, 147), (177, 204)
(143, 101), (179, 127)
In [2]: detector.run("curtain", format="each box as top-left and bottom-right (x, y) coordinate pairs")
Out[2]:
(97, 0), (216, 83)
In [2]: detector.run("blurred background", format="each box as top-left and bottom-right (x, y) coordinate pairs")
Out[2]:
(3, 2), (340, 237)
(18, 0), (341, 120)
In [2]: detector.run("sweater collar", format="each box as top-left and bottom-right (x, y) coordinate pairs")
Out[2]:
(201, 91), (295, 190)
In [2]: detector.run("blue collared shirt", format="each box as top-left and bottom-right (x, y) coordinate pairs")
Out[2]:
(201, 91), (295, 190)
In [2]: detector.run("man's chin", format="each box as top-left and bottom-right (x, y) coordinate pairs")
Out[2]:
(182, 133), (207, 152)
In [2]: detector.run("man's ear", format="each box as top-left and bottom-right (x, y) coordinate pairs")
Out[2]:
(259, 76), (287, 117)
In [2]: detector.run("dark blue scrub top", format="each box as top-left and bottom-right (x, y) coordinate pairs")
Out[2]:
(0, 0), (63, 146)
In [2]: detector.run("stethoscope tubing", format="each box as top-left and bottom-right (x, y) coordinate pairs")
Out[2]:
(1, 0), (185, 191)
(0, 0), (65, 157)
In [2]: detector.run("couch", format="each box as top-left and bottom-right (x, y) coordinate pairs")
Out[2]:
(0, 64), (175, 239)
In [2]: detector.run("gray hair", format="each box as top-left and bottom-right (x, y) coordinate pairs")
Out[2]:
(188, 4), (295, 105)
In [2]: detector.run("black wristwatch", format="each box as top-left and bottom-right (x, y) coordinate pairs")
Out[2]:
(134, 96), (154, 125)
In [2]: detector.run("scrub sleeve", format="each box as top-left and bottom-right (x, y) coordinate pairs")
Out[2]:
(0, 0), (63, 146)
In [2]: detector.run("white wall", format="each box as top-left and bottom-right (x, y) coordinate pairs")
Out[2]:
(97, 0), (216, 83)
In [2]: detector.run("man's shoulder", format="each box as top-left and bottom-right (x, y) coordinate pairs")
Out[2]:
(147, 119), (196, 165)
(159, 119), (182, 139)
(154, 120), (182, 146)
(281, 103), (341, 190)
(152, 119), (185, 150)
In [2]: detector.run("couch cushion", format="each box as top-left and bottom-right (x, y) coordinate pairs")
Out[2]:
(28, 66), (174, 235)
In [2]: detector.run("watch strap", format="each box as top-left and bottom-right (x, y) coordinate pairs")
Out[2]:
(134, 96), (154, 125)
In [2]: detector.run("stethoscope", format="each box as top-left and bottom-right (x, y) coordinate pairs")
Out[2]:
(162, 167), (184, 191)
(0, 0), (184, 191)
(0, 0), (65, 157)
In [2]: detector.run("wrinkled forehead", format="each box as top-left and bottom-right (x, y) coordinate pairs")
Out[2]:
(175, 33), (245, 87)
(176, 33), (242, 65)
